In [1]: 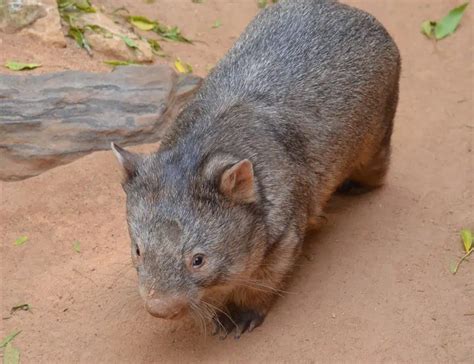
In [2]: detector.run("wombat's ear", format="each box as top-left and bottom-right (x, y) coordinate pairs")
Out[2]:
(111, 142), (140, 182)
(219, 159), (255, 203)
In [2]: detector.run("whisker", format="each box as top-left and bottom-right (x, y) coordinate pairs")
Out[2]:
(227, 277), (294, 295)
(229, 281), (285, 297)
(190, 301), (207, 337)
(201, 300), (237, 330)
(236, 277), (294, 293)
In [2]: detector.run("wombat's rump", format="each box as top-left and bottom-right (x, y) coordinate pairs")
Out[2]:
(112, 0), (400, 338)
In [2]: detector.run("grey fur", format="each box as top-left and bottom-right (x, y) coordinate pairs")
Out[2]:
(114, 0), (400, 335)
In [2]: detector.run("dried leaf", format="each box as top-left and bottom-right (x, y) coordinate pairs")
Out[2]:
(129, 15), (157, 31)
(11, 304), (30, 314)
(103, 60), (136, 66)
(13, 236), (28, 246)
(0, 330), (21, 348)
(421, 20), (436, 38)
(174, 58), (193, 74)
(460, 228), (473, 253)
(434, 2), (469, 40)
(73, 241), (81, 253)
(3, 342), (20, 364)
(5, 62), (41, 71)
(449, 261), (458, 274)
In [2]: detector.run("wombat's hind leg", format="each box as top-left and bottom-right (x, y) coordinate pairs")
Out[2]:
(337, 144), (391, 195)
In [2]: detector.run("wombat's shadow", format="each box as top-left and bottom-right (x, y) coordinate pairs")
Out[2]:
(137, 189), (390, 356)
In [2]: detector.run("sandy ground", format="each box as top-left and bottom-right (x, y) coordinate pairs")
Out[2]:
(1, 0), (473, 363)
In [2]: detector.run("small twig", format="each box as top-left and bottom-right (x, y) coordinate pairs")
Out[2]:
(72, 268), (99, 286)
(452, 249), (473, 274)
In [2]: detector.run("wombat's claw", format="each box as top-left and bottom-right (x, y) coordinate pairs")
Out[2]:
(234, 309), (265, 338)
(211, 313), (235, 339)
(212, 307), (264, 339)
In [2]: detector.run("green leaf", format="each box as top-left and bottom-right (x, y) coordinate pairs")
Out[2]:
(74, 0), (96, 13)
(174, 58), (193, 74)
(129, 15), (157, 31)
(421, 20), (436, 38)
(73, 241), (81, 253)
(212, 19), (222, 29)
(68, 27), (92, 55)
(434, 2), (469, 40)
(11, 304), (30, 314)
(13, 236), (28, 246)
(0, 331), (21, 349)
(68, 27), (84, 45)
(191, 0), (204, 3)
(461, 228), (473, 253)
(3, 342), (20, 364)
(121, 35), (139, 49)
(58, 0), (74, 9)
(60, 13), (77, 28)
(449, 261), (458, 274)
(156, 25), (192, 43)
(5, 62), (41, 71)
(84, 24), (113, 38)
(58, 0), (95, 13)
(257, 0), (268, 9)
(147, 39), (165, 56)
(104, 60), (136, 66)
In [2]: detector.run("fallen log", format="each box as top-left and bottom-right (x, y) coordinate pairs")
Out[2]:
(0, 65), (201, 181)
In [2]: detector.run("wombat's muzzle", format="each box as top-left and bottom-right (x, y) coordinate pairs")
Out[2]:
(144, 296), (188, 320)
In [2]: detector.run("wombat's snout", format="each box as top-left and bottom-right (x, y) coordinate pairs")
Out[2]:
(144, 296), (188, 320)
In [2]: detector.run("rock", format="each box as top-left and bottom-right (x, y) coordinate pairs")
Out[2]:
(0, 65), (202, 181)
(0, 0), (47, 33)
(20, 0), (66, 48)
(78, 12), (153, 62)
(0, 0), (65, 47)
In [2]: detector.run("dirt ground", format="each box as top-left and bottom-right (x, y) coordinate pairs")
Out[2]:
(1, 0), (473, 363)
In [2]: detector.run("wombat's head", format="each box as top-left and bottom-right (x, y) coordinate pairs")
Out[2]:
(112, 143), (266, 319)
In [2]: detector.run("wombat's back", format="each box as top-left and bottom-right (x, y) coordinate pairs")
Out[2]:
(202, 0), (400, 109)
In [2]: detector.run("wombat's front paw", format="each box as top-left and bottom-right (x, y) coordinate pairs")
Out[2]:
(212, 304), (265, 339)
(336, 179), (370, 195)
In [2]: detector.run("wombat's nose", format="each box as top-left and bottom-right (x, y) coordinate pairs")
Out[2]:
(144, 297), (188, 319)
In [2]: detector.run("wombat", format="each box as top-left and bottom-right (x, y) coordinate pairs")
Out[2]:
(112, 0), (400, 338)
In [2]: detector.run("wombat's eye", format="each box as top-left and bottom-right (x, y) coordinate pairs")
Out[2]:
(135, 245), (141, 257)
(192, 254), (205, 268)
